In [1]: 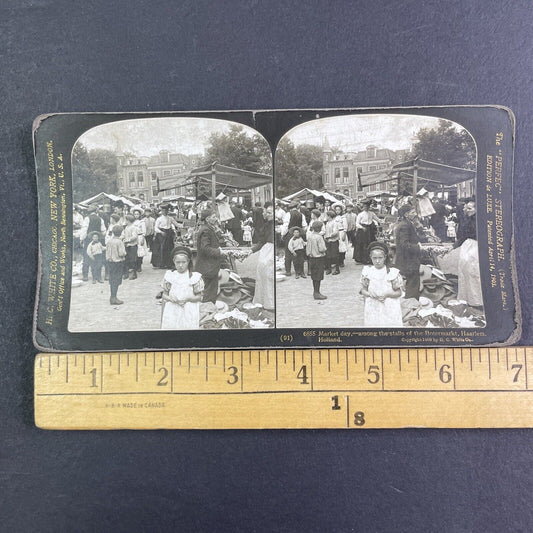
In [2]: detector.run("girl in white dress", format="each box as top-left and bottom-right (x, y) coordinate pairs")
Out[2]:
(161, 246), (204, 330)
(360, 241), (403, 327)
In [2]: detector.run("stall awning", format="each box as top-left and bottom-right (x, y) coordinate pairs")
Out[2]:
(186, 162), (272, 190)
(79, 192), (138, 207)
(359, 158), (476, 190)
(283, 188), (339, 204)
(157, 174), (190, 193)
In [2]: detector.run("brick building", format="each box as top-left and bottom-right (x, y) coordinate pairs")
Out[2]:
(116, 149), (202, 203)
(322, 138), (411, 200)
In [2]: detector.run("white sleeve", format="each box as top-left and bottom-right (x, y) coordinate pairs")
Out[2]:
(80, 217), (89, 241)
(281, 212), (290, 237)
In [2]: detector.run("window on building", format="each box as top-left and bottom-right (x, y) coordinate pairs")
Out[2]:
(366, 146), (376, 159)
(129, 171), (135, 183)
(334, 168), (340, 179)
(369, 165), (377, 172)
(324, 172), (329, 183)
(342, 167), (349, 183)
(151, 172), (157, 180)
(378, 164), (387, 169)
(152, 186), (158, 196)
(163, 170), (171, 176)
(137, 171), (144, 185)
(173, 169), (180, 175)
(137, 160), (142, 165)
(118, 178), (124, 188)
(356, 166), (363, 175)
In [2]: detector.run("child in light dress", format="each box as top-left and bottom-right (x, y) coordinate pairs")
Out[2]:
(360, 241), (403, 327)
(161, 246), (204, 330)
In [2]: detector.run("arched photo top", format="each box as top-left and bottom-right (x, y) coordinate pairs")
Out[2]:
(71, 116), (272, 205)
(275, 113), (477, 199)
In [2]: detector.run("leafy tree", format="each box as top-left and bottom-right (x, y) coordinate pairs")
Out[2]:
(295, 143), (323, 189)
(202, 124), (272, 174)
(412, 119), (476, 170)
(72, 143), (118, 201)
(275, 139), (324, 197)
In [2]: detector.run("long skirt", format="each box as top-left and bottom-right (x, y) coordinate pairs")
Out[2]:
(151, 229), (175, 268)
(353, 224), (377, 264)
(253, 242), (274, 310)
(457, 239), (483, 306)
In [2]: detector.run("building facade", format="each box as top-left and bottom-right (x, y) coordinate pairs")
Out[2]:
(322, 143), (411, 200)
(116, 149), (202, 203)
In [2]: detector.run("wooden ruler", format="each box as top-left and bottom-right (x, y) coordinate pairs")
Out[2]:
(34, 347), (533, 429)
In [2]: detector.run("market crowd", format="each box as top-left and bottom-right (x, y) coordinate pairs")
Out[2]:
(275, 193), (483, 328)
(72, 198), (275, 329)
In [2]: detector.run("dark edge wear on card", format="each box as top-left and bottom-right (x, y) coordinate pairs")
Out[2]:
(32, 107), (520, 352)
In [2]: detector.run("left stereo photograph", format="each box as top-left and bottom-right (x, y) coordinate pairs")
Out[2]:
(34, 112), (275, 351)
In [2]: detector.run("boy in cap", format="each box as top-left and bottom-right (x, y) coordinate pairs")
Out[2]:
(86, 231), (105, 283)
(106, 225), (127, 305)
(306, 221), (327, 300)
(287, 227), (306, 279)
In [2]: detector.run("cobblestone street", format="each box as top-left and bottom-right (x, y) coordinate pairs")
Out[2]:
(276, 245), (366, 328)
(68, 255), (165, 332)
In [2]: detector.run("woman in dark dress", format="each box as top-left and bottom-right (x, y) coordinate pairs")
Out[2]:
(151, 205), (176, 269)
(353, 199), (379, 264)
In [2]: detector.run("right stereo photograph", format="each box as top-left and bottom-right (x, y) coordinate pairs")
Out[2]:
(274, 113), (485, 330)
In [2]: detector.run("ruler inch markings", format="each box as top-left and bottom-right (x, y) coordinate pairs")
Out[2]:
(240, 351), (244, 392)
(35, 348), (533, 429)
(524, 347), (529, 390)
(452, 348), (456, 390)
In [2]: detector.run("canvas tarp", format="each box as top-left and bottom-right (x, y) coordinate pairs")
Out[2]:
(185, 162), (272, 190)
(359, 158), (476, 191)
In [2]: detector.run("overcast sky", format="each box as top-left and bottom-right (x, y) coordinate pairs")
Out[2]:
(77, 117), (263, 156)
(284, 114), (466, 151)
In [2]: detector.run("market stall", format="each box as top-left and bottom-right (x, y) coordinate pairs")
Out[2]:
(359, 158), (484, 327)
(185, 162), (272, 205)
(180, 162), (274, 329)
(79, 192), (140, 209)
(282, 188), (340, 205)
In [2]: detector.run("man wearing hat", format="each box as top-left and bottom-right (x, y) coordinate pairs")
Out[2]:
(195, 209), (223, 303)
(251, 202), (265, 245)
(79, 206), (106, 281)
(394, 205), (421, 299)
(143, 208), (155, 252)
(344, 203), (357, 248)
(227, 200), (244, 245)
